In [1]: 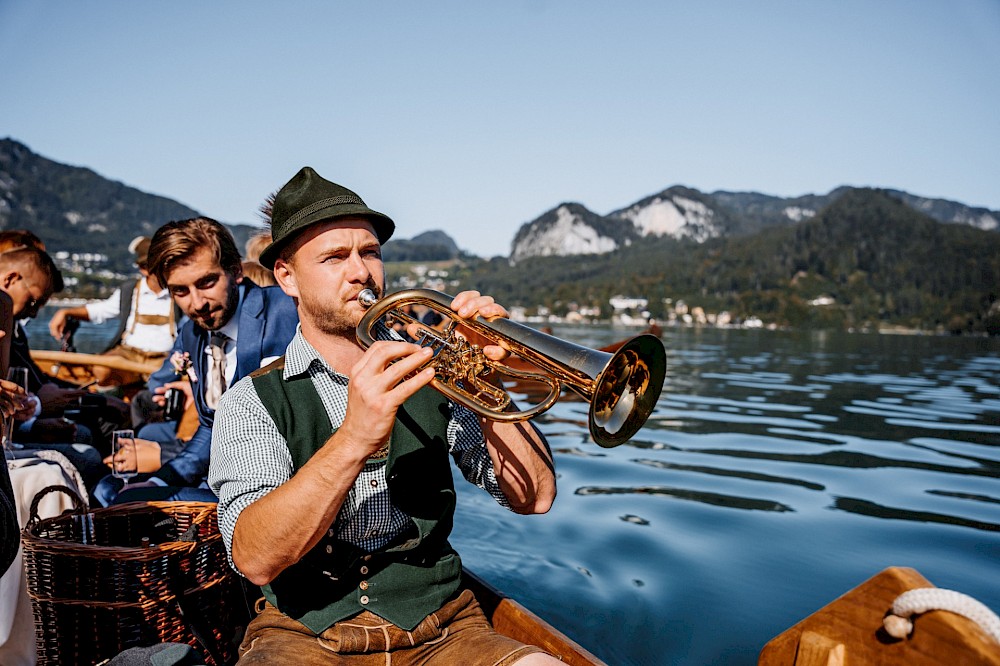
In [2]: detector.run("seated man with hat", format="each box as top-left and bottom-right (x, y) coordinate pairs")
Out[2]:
(210, 167), (561, 664)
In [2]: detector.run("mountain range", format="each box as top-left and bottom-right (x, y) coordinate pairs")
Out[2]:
(510, 184), (999, 260)
(465, 188), (1000, 334)
(3, 137), (998, 333)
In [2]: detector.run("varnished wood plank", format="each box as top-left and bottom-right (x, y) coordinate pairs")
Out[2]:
(759, 567), (1000, 665)
(794, 631), (844, 666)
(30, 349), (161, 376)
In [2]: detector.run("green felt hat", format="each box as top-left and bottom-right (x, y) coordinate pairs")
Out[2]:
(259, 166), (394, 269)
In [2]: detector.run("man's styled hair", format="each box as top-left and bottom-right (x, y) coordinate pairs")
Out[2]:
(0, 231), (62, 293)
(148, 217), (243, 285)
(0, 245), (55, 289)
(0, 230), (46, 252)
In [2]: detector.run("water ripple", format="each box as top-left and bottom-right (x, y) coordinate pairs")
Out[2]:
(688, 446), (998, 477)
(926, 489), (1000, 505)
(576, 485), (795, 512)
(833, 496), (1000, 532)
(632, 458), (825, 491)
(883, 419), (1000, 434)
(848, 399), (978, 421)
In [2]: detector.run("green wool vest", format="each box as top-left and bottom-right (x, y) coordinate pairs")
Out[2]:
(251, 361), (462, 633)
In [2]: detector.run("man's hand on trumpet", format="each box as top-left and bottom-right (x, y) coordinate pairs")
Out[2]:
(404, 290), (512, 362)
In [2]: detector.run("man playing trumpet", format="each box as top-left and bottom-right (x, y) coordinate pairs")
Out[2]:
(209, 167), (560, 664)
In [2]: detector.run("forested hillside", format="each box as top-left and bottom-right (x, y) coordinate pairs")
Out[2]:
(0, 139), (463, 295)
(0, 138), (200, 272)
(454, 189), (1000, 333)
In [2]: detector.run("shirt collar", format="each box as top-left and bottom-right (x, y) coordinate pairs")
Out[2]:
(283, 321), (401, 381)
(283, 327), (333, 380)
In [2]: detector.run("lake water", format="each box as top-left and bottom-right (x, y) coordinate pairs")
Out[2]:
(26, 311), (1000, 665)
(449, 325), (1000, 665)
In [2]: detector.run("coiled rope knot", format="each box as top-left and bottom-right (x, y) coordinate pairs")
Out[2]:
(883, 587), (1000, 645)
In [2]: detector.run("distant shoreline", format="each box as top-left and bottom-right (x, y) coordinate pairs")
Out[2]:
(46, 297), (94, 307)
(38, 299), (958, 338)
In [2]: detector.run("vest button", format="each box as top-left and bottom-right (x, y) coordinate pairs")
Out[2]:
(359, 580), (369, 590)
(360, 566), (369, 575)
(325, 545), (333, 554)
(360, 595), (370, 605)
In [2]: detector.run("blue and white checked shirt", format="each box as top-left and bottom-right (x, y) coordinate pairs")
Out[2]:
(209, 325), (510, 568)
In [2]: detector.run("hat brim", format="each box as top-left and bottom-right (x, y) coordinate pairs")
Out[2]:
(259, 204), (395, 270)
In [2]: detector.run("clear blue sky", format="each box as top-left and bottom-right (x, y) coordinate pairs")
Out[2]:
(2, 1), (998, 257)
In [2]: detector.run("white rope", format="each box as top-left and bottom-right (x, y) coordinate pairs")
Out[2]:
(883, 587), (1000, 645)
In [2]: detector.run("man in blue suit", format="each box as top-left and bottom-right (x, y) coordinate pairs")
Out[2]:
(95, 217), (298, 504)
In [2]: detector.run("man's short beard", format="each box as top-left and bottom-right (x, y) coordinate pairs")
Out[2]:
(202, 279), (241, 331)
(313, 311), (358, 338)
(305, 280), (379, 340)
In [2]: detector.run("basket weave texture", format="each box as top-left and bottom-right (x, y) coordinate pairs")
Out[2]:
(21, 487), (247, 665)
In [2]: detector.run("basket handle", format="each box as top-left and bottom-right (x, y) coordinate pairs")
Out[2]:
(138, 572), (229, 666)
(175, 592), (228, 666)
(27, 484), (86, 527)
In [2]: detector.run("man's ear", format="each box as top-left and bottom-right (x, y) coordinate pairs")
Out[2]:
(272, 259), (298, 298)
(1, 270), (18, 291)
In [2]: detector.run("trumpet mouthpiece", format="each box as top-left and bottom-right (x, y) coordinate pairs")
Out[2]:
(358, 289), (378, 308)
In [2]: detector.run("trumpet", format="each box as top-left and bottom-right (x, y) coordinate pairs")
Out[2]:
(356, 288), (666, 448)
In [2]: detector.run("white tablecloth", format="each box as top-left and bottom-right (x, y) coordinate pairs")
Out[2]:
(0, 454), (84, 666)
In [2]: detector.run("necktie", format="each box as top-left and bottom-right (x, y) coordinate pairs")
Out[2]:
(206, 332), (228, 409)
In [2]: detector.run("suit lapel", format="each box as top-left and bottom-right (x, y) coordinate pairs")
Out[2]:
(235, 282), (265, 382)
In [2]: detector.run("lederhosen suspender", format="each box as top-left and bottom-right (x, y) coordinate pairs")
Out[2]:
(125, 279), (175, 337)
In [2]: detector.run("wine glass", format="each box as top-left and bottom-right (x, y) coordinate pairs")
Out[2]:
(111, 429), (138, 487)
(2, 367), (29, 459)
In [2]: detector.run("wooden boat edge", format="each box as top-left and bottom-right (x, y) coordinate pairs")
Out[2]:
(463, 570), (608, 665)
(757, 566), (1000, 665)
(30, 349), (162, 376)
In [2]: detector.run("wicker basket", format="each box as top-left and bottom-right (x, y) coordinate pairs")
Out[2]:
(21, 487), (250, 666)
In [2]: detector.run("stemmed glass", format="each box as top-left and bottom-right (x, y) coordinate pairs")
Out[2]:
(2, 367), (29, 459)
(111, 429), (138, 488)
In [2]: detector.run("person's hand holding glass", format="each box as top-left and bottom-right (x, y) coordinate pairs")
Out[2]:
(0, 379), (27, 420)
(2, 367), (31, 458)
(111, 429), (138, 488)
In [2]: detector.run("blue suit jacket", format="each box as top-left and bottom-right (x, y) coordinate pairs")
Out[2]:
(154, 281), (298, 488)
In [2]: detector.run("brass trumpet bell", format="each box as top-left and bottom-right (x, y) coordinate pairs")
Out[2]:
(356, 288), (666, 448)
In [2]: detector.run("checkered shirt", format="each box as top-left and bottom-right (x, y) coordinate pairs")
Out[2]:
(209, 324), (510, 567)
